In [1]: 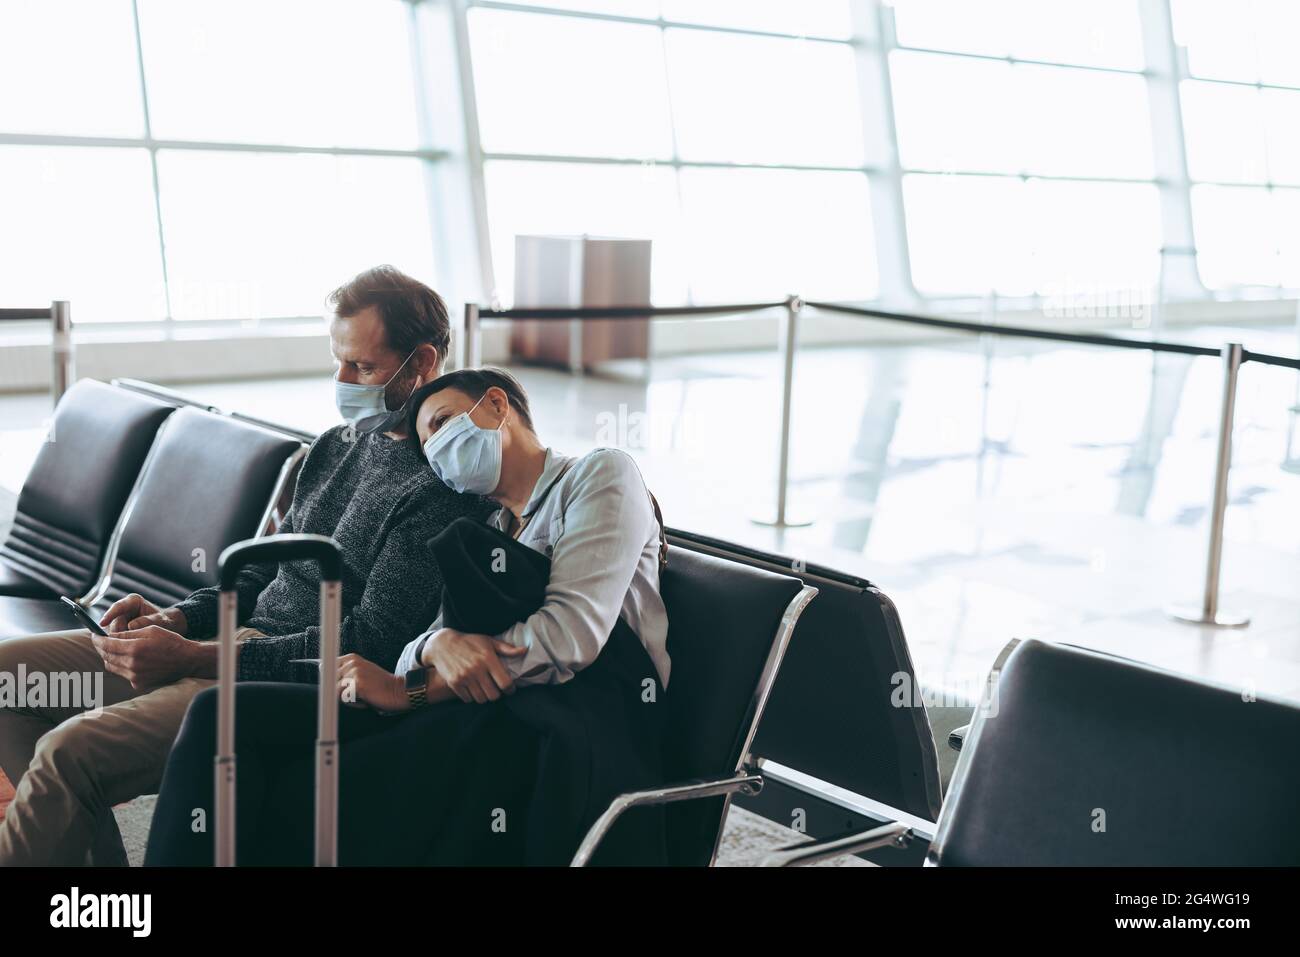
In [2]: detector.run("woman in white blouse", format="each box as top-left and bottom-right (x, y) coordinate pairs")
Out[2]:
(333, 366), (672, 864)
(340, 365), (670, 710)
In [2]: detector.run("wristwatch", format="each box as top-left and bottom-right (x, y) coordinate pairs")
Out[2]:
(404, 667), (429, 709)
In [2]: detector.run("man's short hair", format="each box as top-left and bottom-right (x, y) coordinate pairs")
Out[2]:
(328, 265), (451, 365)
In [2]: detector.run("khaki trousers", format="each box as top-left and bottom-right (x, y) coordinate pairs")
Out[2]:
(0, 628), (257, 866)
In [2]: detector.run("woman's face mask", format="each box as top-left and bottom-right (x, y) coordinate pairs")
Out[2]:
(422, 393), (508, 495)
(334, 350), (416, 424)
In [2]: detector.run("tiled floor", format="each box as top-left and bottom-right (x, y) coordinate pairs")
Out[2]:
(3, 325), (1299, 706)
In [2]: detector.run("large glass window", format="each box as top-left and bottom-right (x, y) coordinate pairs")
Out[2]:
(887, 0), (1159, 299)
(469, 0), (876, 305)
(1173, 0), (1300, 289)
(0, 0), (144, 137)
(0, 147), (166, 322)
(2, 0), (1295, 328)
(138, 0), (419, 149)
(0, 0), (438, 325)
(157, 152), (436, 321)
(470, 9), (674, 159)
(904, 175), (1161, 298)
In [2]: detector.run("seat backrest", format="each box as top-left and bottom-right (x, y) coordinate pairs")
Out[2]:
(668, 530), (943, 822)
(932, 639), (1300, 866)
(658, 546), (807, 865)
(1, 379), (174, 597)
(98, 407), (303, 608)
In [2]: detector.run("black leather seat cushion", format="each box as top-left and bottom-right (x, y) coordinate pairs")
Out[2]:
(658, 547), (802, 865)
(936, 638), (1300, 866)
(752, 578), (942, 822)
(0, 596), (81, 639)
(0, 561), (55, 600)
(0, 380), (173, 598)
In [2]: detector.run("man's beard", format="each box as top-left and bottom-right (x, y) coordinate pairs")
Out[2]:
(384, 368), (419, 413)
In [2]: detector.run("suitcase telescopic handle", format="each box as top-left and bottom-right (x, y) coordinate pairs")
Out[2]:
(215, 534), (344, 867)
(218, 534), (343, 587)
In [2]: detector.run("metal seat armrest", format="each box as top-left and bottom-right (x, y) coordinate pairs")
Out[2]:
(760, 821), (913, 867)
(569, 771), (764, 867)
(949, 724), (970, 751)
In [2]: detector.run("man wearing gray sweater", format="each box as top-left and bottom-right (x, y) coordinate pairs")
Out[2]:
(0, 266), (488, 866)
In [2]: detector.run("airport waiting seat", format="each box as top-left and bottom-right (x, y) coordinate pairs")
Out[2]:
(765, 639), (1300, 866)
(0, 380), (174, 601)
(0, 406), (304, 638)
(665, 530), (943, 848)
(571, 546), (817, 866)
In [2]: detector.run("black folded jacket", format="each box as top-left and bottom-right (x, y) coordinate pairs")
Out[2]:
(422, 516), (668, 866)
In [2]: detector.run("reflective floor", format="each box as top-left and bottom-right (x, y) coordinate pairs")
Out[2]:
(3, 321), (1299, 704)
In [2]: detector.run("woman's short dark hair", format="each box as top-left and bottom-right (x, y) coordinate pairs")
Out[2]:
(406, 367), (535, 451)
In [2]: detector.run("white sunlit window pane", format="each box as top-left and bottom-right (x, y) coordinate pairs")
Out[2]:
(469, 9), (673, 158)
(891, 52), (1020, 173)
(891, 0), (1017, 58)
(1275, 189), (1300, 286)
(904, 174), (1032, 295)
(1262, 88), (1300, 186)
(1191, 184), (1297, 289)
(1023, 179), (1161, 295)
(1171, 0), (1262, 82)
(156, 152), (436, 320)
(677, 168), (876, 302)
(891, 0), (1144, 70)
(660, 0), (853, 39)
(1253, 0), (1300, 87)
(0, 0), (143, 136)
(892, 53), (1152, 178)
(1180, 81), (1269, 184)
(667, 30), (863, 166)
(482, 160), (687, 305)
(139, 0), (418, 148)
(1016, 65), (1153, 179)
(1001, 0), (1144, 69)
(904, 175), (1160, 297)
(0, 147), (165, 322)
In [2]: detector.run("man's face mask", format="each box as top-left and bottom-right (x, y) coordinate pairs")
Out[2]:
(422, 393), (508, 495)
(334, 350), (417, 426)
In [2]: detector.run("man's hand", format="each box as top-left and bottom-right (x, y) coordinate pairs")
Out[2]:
(420, 628), (528, 704)
(337, 653), (407, 712)
(91, 626), (197, 689)
(99, 593), (188, 637)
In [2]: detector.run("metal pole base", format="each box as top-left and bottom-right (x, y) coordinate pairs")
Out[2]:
(1167, 604), (1250, 629)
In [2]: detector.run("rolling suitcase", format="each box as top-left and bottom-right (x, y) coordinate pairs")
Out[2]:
(214, 533), (344, 866)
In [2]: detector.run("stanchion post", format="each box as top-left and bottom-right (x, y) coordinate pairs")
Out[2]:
(462, 302), (481, 370)
(752, 294), (811, 528)
(51, 300), (73, 405)
(1169, 341), (1249, 628)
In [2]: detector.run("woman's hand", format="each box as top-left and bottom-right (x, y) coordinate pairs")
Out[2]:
(337, 653), (407, 712)
(420, 628), (528, 704)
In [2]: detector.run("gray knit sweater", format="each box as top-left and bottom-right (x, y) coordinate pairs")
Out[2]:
(173, 425), (491, 681)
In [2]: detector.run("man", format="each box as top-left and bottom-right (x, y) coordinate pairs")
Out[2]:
(0, 265), (490, 866)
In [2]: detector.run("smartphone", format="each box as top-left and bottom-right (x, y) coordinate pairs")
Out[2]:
(61, 596), (108, 637)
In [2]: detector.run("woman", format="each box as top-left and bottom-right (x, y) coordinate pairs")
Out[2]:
(145, 368), (670, 866)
